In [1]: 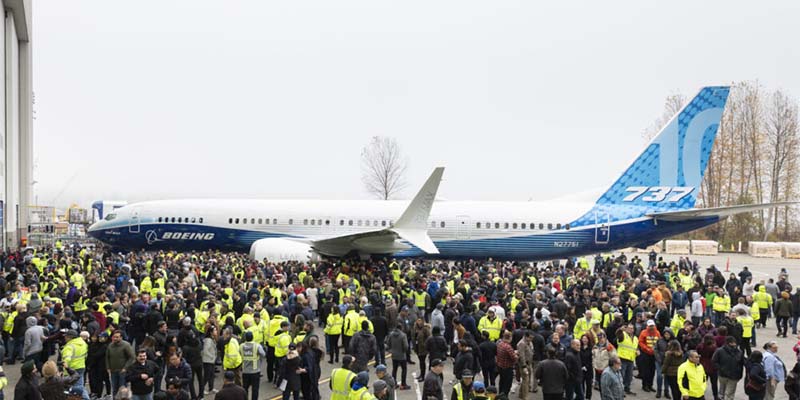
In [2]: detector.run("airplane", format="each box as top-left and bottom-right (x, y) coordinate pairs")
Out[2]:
(87, 86), (795, 262)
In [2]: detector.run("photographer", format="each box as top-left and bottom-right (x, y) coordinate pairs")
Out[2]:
(39, 360), (80, 400)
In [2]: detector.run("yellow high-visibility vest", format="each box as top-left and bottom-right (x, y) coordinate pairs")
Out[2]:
(478, 316), (502, 341)
(738, 316), (754, 338)
(223, 338), (242, 369)
(62, 338), (88, 370)
(325, 313), (343, 335)
(617, 333), (637, 361)
(330, 368), (355, 400)
(274, 332), (292, 358)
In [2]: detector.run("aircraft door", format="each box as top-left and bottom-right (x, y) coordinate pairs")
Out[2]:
(456, 215), (471, 240)
(129, 207), (140, 234)
(594, 211), (609, 244)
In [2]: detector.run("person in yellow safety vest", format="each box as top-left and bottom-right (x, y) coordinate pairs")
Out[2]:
(616, 324), (638, 394)
(0, 365), (7, 399)
(679, 270), (695, 293)
(749, 297), (761, 350)
(273, 321), (292, 385)
(62, 330), (88, 385)
(578, 257), (590, 270)
(452, 368), (474, 400)
(70, 269), (86, 290)
(337, 283), (352, 306)
(573, 310), (594, 339)
(358, 311), (374, 334)
(413, 288), (429, 319)
(349, 371), (376, 400)
(265, 314), (289, 384)
(712, 288), (731, 325)
(670, 310), (687, 334)
(754, 286), (772, 328)
(325, 310), (344, 363)
(677, 350), (707, 399)
(239, 330), (265, 400)
(343, 306), (360, 351)
(736, 309), (754, 356)
(477, 309), (503, 342)
(222, 327), (243, 386)
(330, 355), (356, 400)
(249, 314), (267, 345)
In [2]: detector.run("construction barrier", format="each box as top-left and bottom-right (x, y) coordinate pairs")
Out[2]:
(665, 240), (690, 255)
(691, 240), (719, 255)
(781, 242), (800, 259)
(748, 241), (783, 258)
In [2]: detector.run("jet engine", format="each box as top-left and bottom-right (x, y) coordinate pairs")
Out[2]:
(249, 238), (321, 262)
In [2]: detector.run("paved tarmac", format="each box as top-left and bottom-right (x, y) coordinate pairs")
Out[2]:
(3, 252), (800, 400)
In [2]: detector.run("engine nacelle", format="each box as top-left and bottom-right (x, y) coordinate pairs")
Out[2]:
(249, 238), (321, 263)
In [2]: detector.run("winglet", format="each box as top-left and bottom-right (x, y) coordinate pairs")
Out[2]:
(391, 167), (444, 253)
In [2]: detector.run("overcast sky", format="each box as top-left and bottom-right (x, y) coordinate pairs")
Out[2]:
(32, 1), (800, 209)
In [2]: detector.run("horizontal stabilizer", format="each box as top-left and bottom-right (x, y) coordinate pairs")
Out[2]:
(647, 202), (799, 221)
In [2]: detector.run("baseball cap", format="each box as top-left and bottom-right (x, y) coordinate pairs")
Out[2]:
(224, 371), (235, 381)
(646, 320), (655, 327)
(375, 364), (387, 373)
(430, 358), (444, 367)
(472, 382), (486, 392)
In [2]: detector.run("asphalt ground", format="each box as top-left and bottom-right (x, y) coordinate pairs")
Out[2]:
(3, 252), (800, 400)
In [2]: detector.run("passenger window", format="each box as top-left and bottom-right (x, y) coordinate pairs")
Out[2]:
(521, 223), (526, 229)
(258, 218), (263, 224)
(303, 219), (308, 225)
(235, 218), (240, 224)
(265, 218), (270, 225)
(504, 222), (509, 229)
(530, 223), (535, 229)
(539, 223), (544, 230)
(381, 221), (386, 227)
(440, 221), (445, 228)
(319, 219), (323, 226)
(158, 217), (162, 223)
(431, 221), (436, 228)
(273, 219), (277, 224)
(512, 223), (518, 229)
(556, 223), (562, 229)
(476, 222), (481, 229)
(243, 218), (247, 224)
(373, 220), (377, 227)
(289, 219), (293, 225)
(228, 218), (233, 224)
(565, 223), (570, 230)
(178, 217), (182, 223)
(199, 218), (204, 223)
(251, 218), (255, 224)
(348, 220), (353, 226)
(495, 222), (500, 229)
(358, 220), (362, 226)
(486, 222), (490, 229)
(548, 223), (553, 230)
(326, 220), (330, 225)
(311, 219), (315, 226)
(340, 220), (344, 226)
(365, 220), (370, 227)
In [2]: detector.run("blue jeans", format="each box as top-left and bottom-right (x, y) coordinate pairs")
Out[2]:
(655, 361), (667, 395)
(621, 360), (634, 392)
(5, 337), (22, 363)
(132, 393), (153, 400)
(111, 371), (127, 395)
(792, 316), (799, 334)
(75, 368), (86, 387)
(566, 380), (585, 400)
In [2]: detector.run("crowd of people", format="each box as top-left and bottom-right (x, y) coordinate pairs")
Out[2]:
(2, 246), (800, 400)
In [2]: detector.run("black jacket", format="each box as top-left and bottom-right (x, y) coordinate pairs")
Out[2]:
(454, 349), (474, 380)
(479, 341), (496, 367)
(165, 359), (193, 390)
(535, 358), (569, 395)
(371, 315), (389, 341)
(14, 375), (41, 400)
(425, 334), (448, 362)
(565, 348), (583, 384)
(214, 383), (247, 400)
(39, 369), (79, 400)
(712, 345), (744, 380)
(127, 359), (162, 395)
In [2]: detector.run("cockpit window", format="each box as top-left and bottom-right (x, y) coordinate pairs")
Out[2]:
(105, 213), (117, 221)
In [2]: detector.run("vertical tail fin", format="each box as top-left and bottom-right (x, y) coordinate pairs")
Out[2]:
(600, 86), (729, 209)
(572, 86), (730, 226)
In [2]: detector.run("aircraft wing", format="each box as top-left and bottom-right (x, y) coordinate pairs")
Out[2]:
(646, 202), (799, 221)
(311, 167), (444, 256)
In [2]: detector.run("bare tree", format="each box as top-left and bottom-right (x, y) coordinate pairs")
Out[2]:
(765, 89), (799, 238)
(361, 136), (408, 200)
(641, 92), (687, 141)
